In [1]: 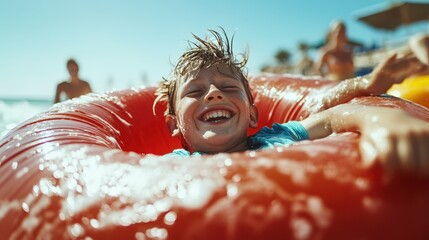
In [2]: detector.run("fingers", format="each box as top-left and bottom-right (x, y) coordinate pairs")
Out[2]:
(397, 136), (418, 173)
(409, 33), (429, 65)
(374, 54), (397, 73)
(360, 125), (429, 178)
(360, 134), (402, 182)
(383, 56), (423, 84)
(378, 137), (400, 178)
(360, 137), (378, 167)
(360, 131), (398, 172)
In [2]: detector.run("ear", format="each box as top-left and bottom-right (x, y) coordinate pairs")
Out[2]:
(166, 115), (180, 137)
(249, 104), (259, 128)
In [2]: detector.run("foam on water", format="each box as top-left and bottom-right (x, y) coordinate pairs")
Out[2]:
(0, 99), (51, 138)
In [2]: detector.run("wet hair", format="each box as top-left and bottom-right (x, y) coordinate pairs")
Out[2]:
(154, 28), (252, 116)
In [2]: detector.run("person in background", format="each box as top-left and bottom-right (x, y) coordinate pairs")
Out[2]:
(54, 59), (92, 103)
(315, 21), (355, 81)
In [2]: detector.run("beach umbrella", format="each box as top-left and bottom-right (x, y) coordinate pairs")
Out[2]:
(357, 1), (429, 31)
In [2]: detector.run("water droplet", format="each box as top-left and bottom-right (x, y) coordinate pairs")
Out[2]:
(66, 178), (78, 190)
(291, 218), (312, 240)
(354, 178), (369, 190)
(90, 219), (100, 229)
(224, 158), (232, 167)
(362, 196), (382, 213)
(21, 202), (30, 212)
(53, 170), (64, 179)
(227, 184), (238, 198)
(164, 211), (177, 225)
(11, 161), (18, 169)
(135, 232), (146, 240)
(219, 167), (227, 176)
(143, 204), (158, 222)
(69, 223), (84, 237)
(76, 184), (83, 193)
(232, 174), (241, 182)
(248, 151), (256, 157)
(32, 185), (40, 196)
(146, 227), (168, 240)
(154, 199), (172, 212)
(16, 167), (29, 178)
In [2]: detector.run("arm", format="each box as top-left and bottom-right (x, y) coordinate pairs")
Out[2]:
(300, 104), (429, 176)
(409, 33), (429, 65)
(314, 54), (425, 111)
(85, 81), (93, 94)
(54, 84), (62, 104)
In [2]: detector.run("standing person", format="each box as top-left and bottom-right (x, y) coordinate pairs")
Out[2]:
(54, 59), (93, 103)
(315, 21), (355, 81)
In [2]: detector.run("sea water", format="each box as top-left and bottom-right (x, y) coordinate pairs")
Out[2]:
(0, 98), (51, 138)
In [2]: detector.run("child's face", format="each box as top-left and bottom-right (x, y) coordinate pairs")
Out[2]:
(167, 64), (258, 154)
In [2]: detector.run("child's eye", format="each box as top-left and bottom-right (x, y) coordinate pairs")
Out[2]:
(186, 89), (202, 96)
(223, 86), (238, 90)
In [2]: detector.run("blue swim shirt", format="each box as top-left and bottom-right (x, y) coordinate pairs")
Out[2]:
(247, 121), (309, 150)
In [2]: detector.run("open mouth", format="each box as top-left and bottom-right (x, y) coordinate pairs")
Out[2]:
(201, 109), (233, 123)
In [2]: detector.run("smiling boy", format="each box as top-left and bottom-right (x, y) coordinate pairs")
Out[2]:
(155, 29), (429, 174)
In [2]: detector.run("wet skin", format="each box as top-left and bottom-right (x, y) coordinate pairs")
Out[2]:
(168, 64), (257, 154)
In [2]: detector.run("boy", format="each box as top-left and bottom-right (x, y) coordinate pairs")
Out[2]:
(155, 29), (429, 175)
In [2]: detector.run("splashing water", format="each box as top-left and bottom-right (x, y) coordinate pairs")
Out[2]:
(0, 99), (51, 138)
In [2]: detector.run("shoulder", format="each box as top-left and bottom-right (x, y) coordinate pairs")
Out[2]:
(79, 80), (91, 87)
(56, 81), (69, 88)
(318, 48), (331, 61)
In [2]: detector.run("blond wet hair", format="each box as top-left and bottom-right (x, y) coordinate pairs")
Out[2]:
(154, 28), (253, 116)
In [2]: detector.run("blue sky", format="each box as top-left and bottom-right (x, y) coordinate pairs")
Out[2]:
(1, 0), (428, 100)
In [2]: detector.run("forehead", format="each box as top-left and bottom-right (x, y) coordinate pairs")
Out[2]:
(67, 61), (78, 68)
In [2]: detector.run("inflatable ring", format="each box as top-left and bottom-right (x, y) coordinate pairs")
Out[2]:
(1, 75), (429, 239)
(387, 74), (429, 108)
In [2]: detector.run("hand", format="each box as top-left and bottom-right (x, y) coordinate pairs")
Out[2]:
(360, 53), (426, 95)
(409, 33), (429, 65)
(359, 108), (429, 177)
(316, 53), (426, 112)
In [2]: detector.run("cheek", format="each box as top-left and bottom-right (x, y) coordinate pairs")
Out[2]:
(176, 99), (194, 117)
(233, 93), (252, 112)
(176, 100), (198, 129)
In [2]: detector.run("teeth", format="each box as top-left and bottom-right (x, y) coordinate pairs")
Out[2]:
(203, 110), (231, 121)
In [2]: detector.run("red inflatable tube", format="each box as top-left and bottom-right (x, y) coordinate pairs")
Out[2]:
(1, 75), (429, 239)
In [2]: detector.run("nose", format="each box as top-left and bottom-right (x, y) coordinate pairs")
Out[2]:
(205, 85), (224, 102)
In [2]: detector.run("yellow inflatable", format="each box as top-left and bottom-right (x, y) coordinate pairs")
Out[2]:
(388, 75), (429, 108)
